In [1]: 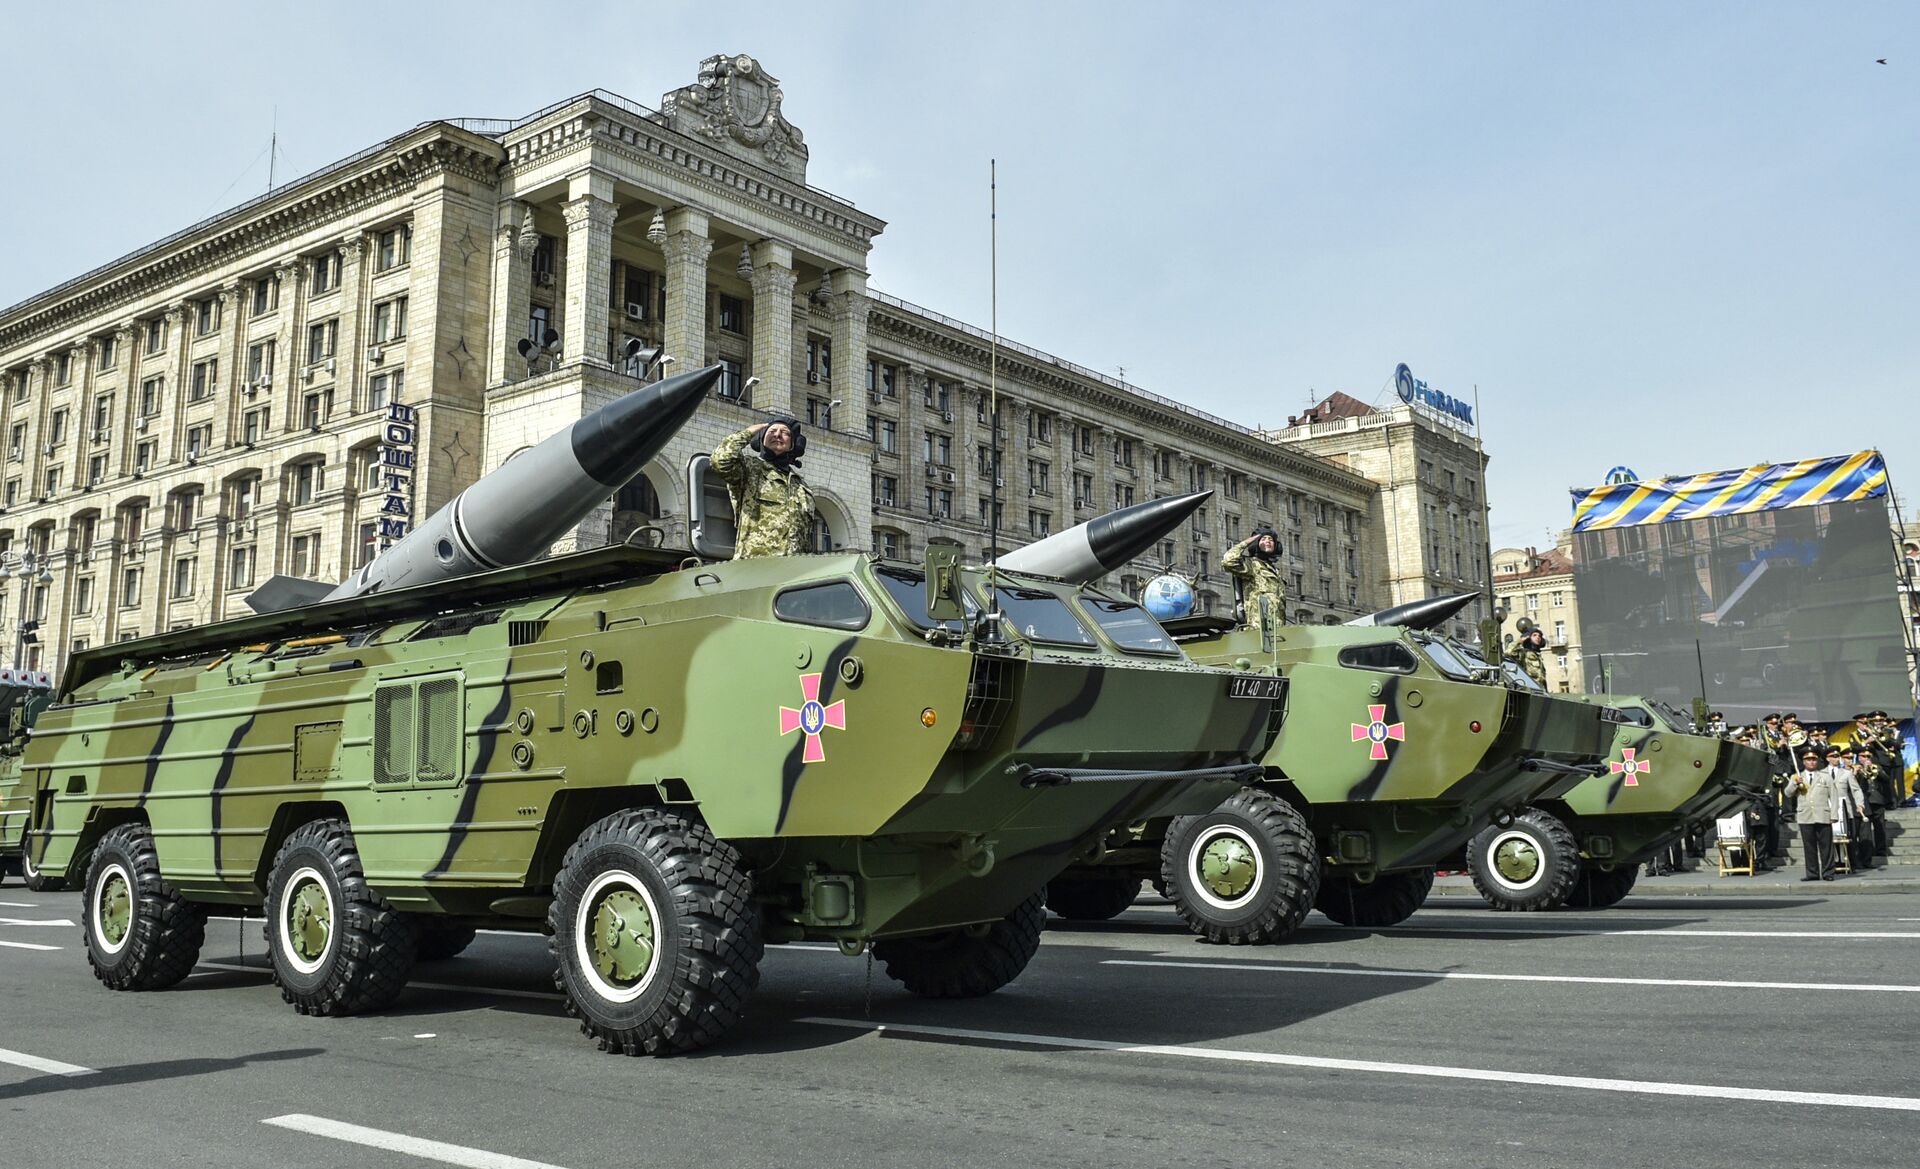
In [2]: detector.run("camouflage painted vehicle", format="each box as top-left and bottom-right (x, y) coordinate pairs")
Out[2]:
(1046, 613), (1611, 941)
(21, 543), (1276, 1054)
(1463, 693), (1773, 910)
(0, 675), (57, 889)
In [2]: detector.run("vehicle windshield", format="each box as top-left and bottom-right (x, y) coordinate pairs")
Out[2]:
(873, 566), (977, 632)
(988, 586), (1096, 647)
(1414, 635), (1480, 681)
(1500, 660), (1547, 692)
(1076, 595), (1178, 655)
(1649, 700), (1697, 733)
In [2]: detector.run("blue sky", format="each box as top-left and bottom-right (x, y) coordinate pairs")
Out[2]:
(2, 2), (1912, 548)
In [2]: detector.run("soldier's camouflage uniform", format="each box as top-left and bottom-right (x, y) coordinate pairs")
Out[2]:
(712, 426), (815, 559)
(1505, 641), (1548, 687)
(1222, 541), (1286, 637)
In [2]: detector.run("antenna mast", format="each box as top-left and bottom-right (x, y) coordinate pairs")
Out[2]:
(987, 159), (1002, 619)
(267, 107), (278, 193)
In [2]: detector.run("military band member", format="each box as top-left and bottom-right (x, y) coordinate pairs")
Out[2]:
(711, 418), (815, 559)
(1223, 525), (1286, 638)
(1504, 627), (1549, 688)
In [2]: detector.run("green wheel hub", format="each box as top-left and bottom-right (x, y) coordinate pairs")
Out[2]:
(1493, 837), (1541, 884)
(1198, 832), (1258, 902)
(98, 871), (132, 948)
(286, 878), (333, 965)
(588, 886), (657, 991)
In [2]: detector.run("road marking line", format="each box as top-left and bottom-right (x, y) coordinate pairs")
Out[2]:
(0, 917), (75, 927)
(1336, 925), (1920, 939)
(0, 1046), (94, 1077)
(0, 939), (60, 952)
(0, 900), (37, 907)
(796, 1017), (1920, 1113)
(1104, 958), (1920, 994)
(198, 961), (564, 1003)
(262, 1115), (569, 1169)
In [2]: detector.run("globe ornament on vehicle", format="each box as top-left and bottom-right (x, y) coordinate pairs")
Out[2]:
(1142, 574), (1196, 621)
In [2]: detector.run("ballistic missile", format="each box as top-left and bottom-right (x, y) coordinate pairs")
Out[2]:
(1344, 591), (1478, 631)
(996, 491), (1212, 584)
(246, 364), (722, 613)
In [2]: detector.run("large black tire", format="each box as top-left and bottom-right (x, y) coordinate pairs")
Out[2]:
(874, 893), (1044, 999)
(1565, 865), (1637, 909)
(1160, 789), (1321, 944)
(1314, 867), (1436, 928)
(549, 808), (761, 1056)
(22, 843), (67, 892)
(1466, 808), (1580, 912)
(84, 823), (206, 991)
(415, 924), (479, 961)
(263, 819), (417, 1016)
(1044, 876), (1141, 921)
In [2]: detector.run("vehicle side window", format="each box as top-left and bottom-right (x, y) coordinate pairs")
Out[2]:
(1337, 643), (1418, 674)
(773, 581), (871, 631)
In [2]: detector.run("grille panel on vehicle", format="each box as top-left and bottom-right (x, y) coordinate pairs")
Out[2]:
(955, 656), (1017, 749)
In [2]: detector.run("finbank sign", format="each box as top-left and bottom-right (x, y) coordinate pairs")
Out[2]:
(1394, 363), (1474, 426)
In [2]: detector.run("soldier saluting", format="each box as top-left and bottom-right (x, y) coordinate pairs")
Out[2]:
(711, 417), (815, 559)
(1505, 625), (1549, 687)
(1223, 525), (1286, 637)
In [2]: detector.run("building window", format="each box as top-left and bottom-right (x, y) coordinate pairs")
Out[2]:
(243, 407), (270, 445)
(48, 407), (68, 446)
(806, 397), (831, 428)
(229, 545), (256, 589)
(144, 318), (166, 355)
(1113, 437), (1134, 468)
(194, 297), (220, 337)
(1075, 473), (1094, 507)
(74, 575), (95, 616)
(311, 251), (340, 295)
(874, 475), (897, 507)
(307, 319), (338, 364)
(246, 340), (275, 387)
(303, 390), (333, 430)
(874, 418), (897, 454)
(1077, 425), (1094, 456)
(6, 422), (20, 462)
(623, 269), (654, 320)
(1224, 473), (1239, 500)
(1188, 463), (1207, 491)
(251, 276), (278, 317)
(1554, 620), (1567, 643)
(1550, 591), (1564, 607)
(290, 533), (320, 578)
(184, 425), (211, 461)
(925, 487), (953, 519)
(376, 224), (412, 271)
(190, 358), (217, 402)
(924, 379), (950, 413)
(231, 477), (257, 520)
(292, 462), (320, 506)
(717, 294), (744, 333)
(87, 453), (107, 486)
(1113, 484), (1134, 508)
(120, 567), (142, 609)
(357, 523), (378, 569)
(807, 338), (833, 385)
(879, 530), (902, 558)
(171, 557), (196, 599)
(3, 480), (17, 507)
(717, 358), (744, 400)
(1029, 509), (1052, 537)
(530, 235), (555, 283)
(134, 441), (156, 474)
(1029, 461), (1050, 493)
(369, 370), (403, 411)
(372, 297), (408, 344)
(1526, 593), (1540, 612)
(98, 335), (117, 370)
(54, 351), (74, 385)
(139, 376), (162, 417)
(42, 467), (61, 497)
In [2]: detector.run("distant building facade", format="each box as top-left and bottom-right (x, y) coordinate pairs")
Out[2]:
(1493, 541), (1581, 692)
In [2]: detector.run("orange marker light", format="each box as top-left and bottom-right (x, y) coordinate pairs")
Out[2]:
(921, 708), (938, 728)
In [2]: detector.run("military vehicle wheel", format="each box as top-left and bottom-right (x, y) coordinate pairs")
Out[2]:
(264, 819), (417, 1016)
(84, 823), (206, 991)
(1466, 809), (1579, 912)
(1565, 865), (1638, 909)
(1044, 877), (1140, 921)
(1314, 868), (1435, 928)
(549, 808), (761, 1056)
(1160, 790), (1320, 944)
(874, 893), (1044, 998)
(22, 845), (67, 893)
(416, 924), (478, 961)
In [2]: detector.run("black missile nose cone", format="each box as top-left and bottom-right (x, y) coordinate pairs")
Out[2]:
(573, 364), (724, 486)
(1087, 490), (1214, 572)
(1356, 591), (1479, 631)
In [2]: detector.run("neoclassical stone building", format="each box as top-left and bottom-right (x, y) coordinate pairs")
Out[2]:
(0, 55), (1414, 673)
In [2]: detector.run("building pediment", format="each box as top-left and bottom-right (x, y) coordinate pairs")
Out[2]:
(662, 54), (808, 182)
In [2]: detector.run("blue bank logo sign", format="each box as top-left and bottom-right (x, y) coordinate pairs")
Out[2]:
(1393, 363), (1474, 427)
(1604, 465), (1640, 486)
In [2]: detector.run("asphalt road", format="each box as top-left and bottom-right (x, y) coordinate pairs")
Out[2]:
(6, 884), (1920, 1168)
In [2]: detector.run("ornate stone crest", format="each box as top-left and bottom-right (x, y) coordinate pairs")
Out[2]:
(662, 54), (809, 182)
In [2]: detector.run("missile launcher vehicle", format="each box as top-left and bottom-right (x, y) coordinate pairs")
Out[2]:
(19, 369), (1279, 1055)
(0, 671), (55, 888)
(1045, 596), (1614, 941)
(1462, 694), (1773, 911)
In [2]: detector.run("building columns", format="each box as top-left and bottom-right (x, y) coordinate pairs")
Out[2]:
(489, 200), (535, 385)
(561, 181), (618, 369)
(660, 208), (711, 370)
(747, 240), (795, 414)
(826, 268), (869, 439)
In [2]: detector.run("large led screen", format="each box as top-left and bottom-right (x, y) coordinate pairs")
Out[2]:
(1573, 497), (1911, 723)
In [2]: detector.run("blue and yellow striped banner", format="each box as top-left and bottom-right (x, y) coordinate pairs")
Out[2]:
(1570, 451), (1887, 532)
